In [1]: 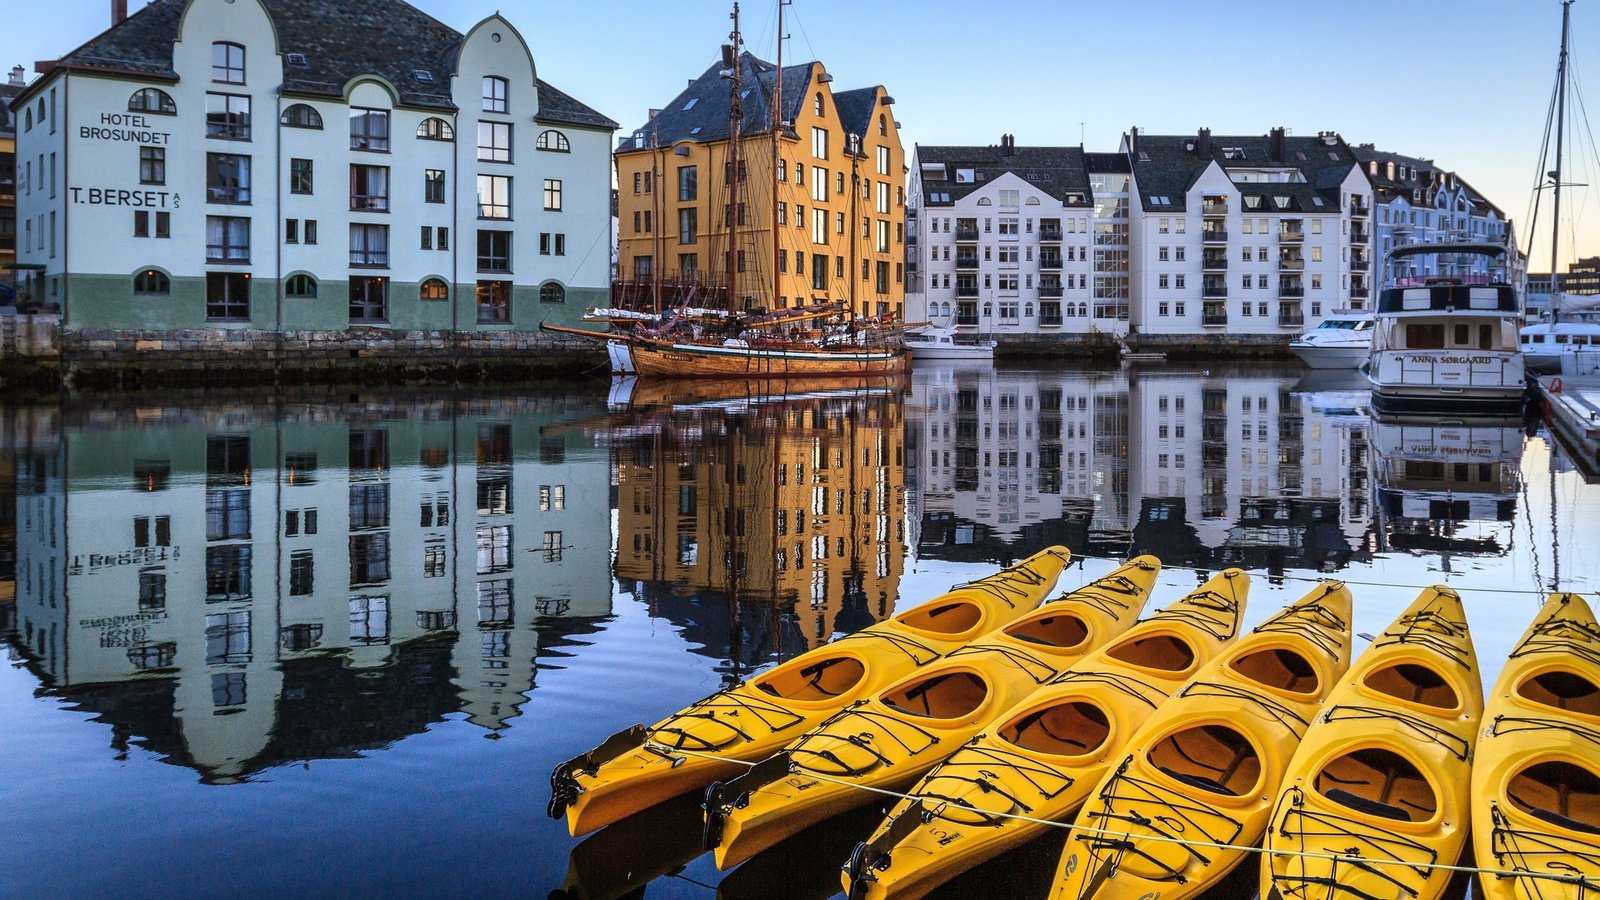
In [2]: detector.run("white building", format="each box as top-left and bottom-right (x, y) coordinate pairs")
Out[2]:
(11, 0), (616, 333)
(1352, 145), (1514, 281)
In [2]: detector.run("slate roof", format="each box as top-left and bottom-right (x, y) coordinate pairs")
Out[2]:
(20, 0), (615, 127)
(915, 144), (1093, 206)
(1350, 144), (1501, 217)
(0, 82), (20, 136)
(620, 52), (886, 152)
(1129, 130), (1364, 214)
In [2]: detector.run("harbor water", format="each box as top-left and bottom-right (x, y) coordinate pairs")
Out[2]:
(3, 363), (1599, 898)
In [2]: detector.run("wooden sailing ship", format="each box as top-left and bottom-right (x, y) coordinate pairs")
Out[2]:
(544, 3), (908, 378)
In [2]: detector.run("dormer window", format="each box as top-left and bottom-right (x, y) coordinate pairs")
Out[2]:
(212, 42), (245, 84)
(483, 76), (508, 113)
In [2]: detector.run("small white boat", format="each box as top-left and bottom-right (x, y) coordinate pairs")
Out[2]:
(1288, 310), (1373, 369)
(1521, 313), (1600, 373)
(905, 327), (995, 360)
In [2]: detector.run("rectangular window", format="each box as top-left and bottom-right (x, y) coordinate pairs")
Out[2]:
(812, 126), (828, 159)
(543, 178), (562, 211)
(289, 157), (312, 194)
(289, 551), (314, 596)
(349, 595), (390, 644)
(205, 216), (250, 262)
(206, 272), (250, 319)
(424, 168), (445, 203)
(476, 281), (510, 323)
(678, 165), (697, 201)
(679, 207), (698, 244)
(478, 121), (512, 163)
(134, 210), (149, 237)
(302, 218), (316, 244)
(205, 152), (251, 204)
(420, 225), (432, 249)
(139, 146), (165, 185)
(206, 92), (251, 140)
(477, 230), (511, 272)
(205, 546), (253, 602)
(349, 223), (389, 266)
(349, 107), (389, 151)
(348, 276), (387, 322)
(483, 75), (508, 113)
(877, 145), (890, 176)
(477, 524), (513, 573)
(212, 42), (245, 83)
(477, 175), (511, 219)
(349, 165), (389, 211)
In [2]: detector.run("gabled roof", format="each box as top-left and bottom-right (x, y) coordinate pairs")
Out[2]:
(915, 144), (1093, 206)
(619, 52), (817, 150)
(831, 86), (881, 143)
(1129, 130), (1362, 213)
(1351, 144), (1503, 218)
(20, 0), (615, 127)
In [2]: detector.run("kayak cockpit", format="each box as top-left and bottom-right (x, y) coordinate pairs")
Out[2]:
(1000, 701), (1111, 756)
(1007, 613), (1091, 652)
(1363, 663), (1458, 711)
(1515, 670), (1600, 716)
(898, 601), (983, 636)
(1508, 761), (1600, 835)
(1229, 647), (1319, 695)
(1150, 724), (1261, 798)
(754, 655), (866, 701)
(1105, 633), (1196, 673)
(881, 671), (988, 720)
(1316, 747), (1437, 823)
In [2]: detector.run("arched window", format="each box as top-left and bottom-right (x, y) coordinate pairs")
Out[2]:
(539, 282), (566, 304)
(976, 197), (992, 206)
(212, 42), (245, 84)
(536, 129), (569, 152)
(814, 92), (823, 115)
(419, 277), (449, 300)
(285, 274), (318, 298)
(281, 104), (323, 128)
(128, 88), (176, 115)
(982, 303), (993, 318)
(133, 269), (170, 295)
(23, 108), (31, 130)
(878, 113), (887, 136)
(483, 76), (508, 113)
(416, 117), (454, 140)
(1024, 303), (1034, 317)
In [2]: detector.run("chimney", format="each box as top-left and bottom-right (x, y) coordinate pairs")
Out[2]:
(1196, 127), (1211, 157)
(112, 0), (128, 25)
(1001, 133), (1014, 157)
(1129, 127), (1139, 155)
(1269, 126), (1286, 162)
(8, 65), (23, 87)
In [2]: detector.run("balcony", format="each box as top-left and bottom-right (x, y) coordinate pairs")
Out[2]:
(956, 313), (979, 326)
(1351, 257), (1370, 272)
(1351, 227), (1369, 243)
(1202, 228), (1228, 244)
(1039, 314), (1064, 326)
(1202, 200), (1228, 217)
(1202, 312), (1229, 327)
(1038, 254), (1063, 270)
(1279, 226), (1304, 243)
(1278, 285), (1305, 298)
(1039, 224), (1063, 242)
(1279, 257), (1304, 272)
(955, 256), (979, 270)
(906, 233), (918, 246)
(1350, 198), (1369, 217)
(1351, 284), (1370, 299)
(1039, 284), (1064, 298)
(955, 224), (979, 242)
(1201, 281), (1228, 299)
(956, 283), (979, 299)
(1278, 309), (1305, 327)
(1202, 252), (1228, 271)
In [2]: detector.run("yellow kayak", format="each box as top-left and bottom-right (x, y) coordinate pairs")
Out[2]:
(1472, 592), (1600, 900)
(1049, 582), (1354, 900)
(842, 568), (1250, 900)
(1260, 585), (1482, 900)
(548, 546), (1071, 836)
(705, 556), (1164, 869)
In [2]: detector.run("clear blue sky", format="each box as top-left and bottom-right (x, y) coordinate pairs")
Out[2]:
(5, 1), (1592, 271)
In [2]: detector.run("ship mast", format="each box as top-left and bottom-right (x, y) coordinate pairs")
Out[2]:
(725, 4), (744, 314)
(1552, 0), (1573, 298)
(772, 1), (786, 311)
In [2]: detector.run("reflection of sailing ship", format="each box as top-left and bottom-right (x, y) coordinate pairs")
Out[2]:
(611, 381), (907, 671)
(1371, 412), (1525, 556)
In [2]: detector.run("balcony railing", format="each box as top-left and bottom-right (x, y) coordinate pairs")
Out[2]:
(1351, 227), (1369, 242)
(956, 284), (979, 298)
(1202, 201), (1228, 216)
(1351, 285), (1370, 298)
(1038, 255), (1063, 270)
(1202, 312), (1228, 326)
(1350, 199), (1369, 216)
(906, 233), (918, 246)
(1278, 312), (1306, 327)
(1202, 253), (1228, 270)
(1279, 258), (1304, 271)
(1279, 285), (1305, 298)
(955, 257), (979, 270)
(1038, 226), (1063, 242)
(1039, 284), (1064, 298)
(1279, 227), (1304, 242)
(1351, 258), (1370, 272)
(956, 314), (979, 326)
(1201, 282), (1228, 298)
(955, 227), (979, 241)
(1202, 229), (1228, 243)
(1039, 314), (1063, 326)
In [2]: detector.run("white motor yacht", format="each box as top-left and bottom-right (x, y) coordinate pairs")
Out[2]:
(1288, 310), (1374, 369)
(1367, 242), (1527, 415)
(904, 327), (996, 361)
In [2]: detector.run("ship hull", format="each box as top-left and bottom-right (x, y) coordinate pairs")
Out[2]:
(626, 341), (909, 378)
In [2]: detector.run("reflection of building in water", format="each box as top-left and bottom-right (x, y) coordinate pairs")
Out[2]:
(910, 367), (1128, 563)
(613, 388), (905, 661)
(4, 398), (610, 781)
(1370, 414), (1523, 558)
(907, 367), (1377, 572)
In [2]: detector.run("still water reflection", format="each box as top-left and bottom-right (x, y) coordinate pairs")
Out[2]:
(0, 367), (1596, 898)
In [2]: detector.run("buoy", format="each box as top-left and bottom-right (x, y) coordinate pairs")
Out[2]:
(1551, 376), (1564, 394)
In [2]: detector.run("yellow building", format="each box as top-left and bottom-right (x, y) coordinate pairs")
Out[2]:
(614, 387), (906, 650)
(614, 53), (906, 320)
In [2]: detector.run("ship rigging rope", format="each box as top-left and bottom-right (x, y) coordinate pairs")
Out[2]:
(669, 744), (1598, 888)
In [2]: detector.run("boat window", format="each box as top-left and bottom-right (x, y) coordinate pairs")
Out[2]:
(1479, 324), (1494, 350)
(1558, 334), (1570, 344)
(1405, 324), (1445, 349)
(1453, 324), (1470, 346)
